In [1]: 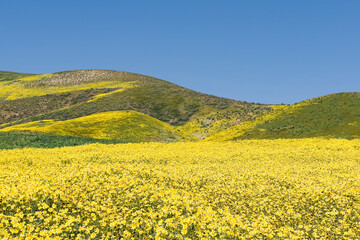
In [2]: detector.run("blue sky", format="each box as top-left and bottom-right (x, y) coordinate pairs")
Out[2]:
(1, 0), (359, 104)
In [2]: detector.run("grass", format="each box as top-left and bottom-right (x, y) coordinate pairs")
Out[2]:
(0, 71), (35, 82)
(0, 132), (125, 149)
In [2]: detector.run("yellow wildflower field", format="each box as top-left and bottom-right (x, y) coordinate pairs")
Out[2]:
(0, 139), (359, 239)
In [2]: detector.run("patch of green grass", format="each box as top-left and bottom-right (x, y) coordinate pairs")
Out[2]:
(0, 71), (35, 82)
(0, 132), (125, 149)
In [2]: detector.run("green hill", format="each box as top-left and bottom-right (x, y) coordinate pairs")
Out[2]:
(0, 71), (35, 82)
(206, 92), (360, 141)
(0, 70), (272, 140)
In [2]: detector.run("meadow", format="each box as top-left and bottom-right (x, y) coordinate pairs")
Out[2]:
(0, 139), (359, 239)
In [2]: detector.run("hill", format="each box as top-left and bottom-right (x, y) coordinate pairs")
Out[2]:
(0, 111), (192, 142)
(1, 69), (358, 146)
(0, 71), (35, 82)
(0, 70), (272, 142)
(206, 92), (360, 141)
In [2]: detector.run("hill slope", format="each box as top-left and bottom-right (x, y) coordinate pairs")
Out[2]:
(0, 71), (35, 82)
(0, 111), (193, 142)
(0, 70), (272, 140)
(2, 69), (358, 145)
(206, 92), (360, 140)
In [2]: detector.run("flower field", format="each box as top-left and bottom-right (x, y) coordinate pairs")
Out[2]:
(0, 139), (360, 239)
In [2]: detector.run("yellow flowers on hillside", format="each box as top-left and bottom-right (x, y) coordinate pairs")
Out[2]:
(0, 73), (135, 100)
(0, 139), (360, 239)
(0, 111), (193, 142)
(204, 104), (291, 141)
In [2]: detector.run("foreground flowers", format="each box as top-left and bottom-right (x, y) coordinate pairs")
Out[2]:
(0, 139), (359, 239)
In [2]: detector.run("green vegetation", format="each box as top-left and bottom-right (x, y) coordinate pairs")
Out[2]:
(207, 92), (360, 140)
(0, 71), (35, 82)
(0, 132), (124, 149)
(42, 83), (268, 128)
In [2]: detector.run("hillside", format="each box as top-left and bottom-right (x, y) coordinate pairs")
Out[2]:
(0, 111), (192, 142)
(1, 69), (358, 146)
(0, 70), (272, 142)
(0, 71), (35, 82)
(206, 92), (360, 141)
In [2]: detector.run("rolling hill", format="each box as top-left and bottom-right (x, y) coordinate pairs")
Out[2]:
(0, 71), (35, 82)
(0, 70), (271, 146)
(206, 92), (360, 141)
(0, 111), (193, 142)
(0, 70), (359, 147)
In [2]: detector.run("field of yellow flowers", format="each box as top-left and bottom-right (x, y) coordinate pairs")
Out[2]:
(1, 139), (360, 239)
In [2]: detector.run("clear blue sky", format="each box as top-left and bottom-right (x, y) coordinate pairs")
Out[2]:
(1, 0), (359, 104)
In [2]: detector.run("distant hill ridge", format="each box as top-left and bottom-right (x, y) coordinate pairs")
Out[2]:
(0, 70), (358, 147)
